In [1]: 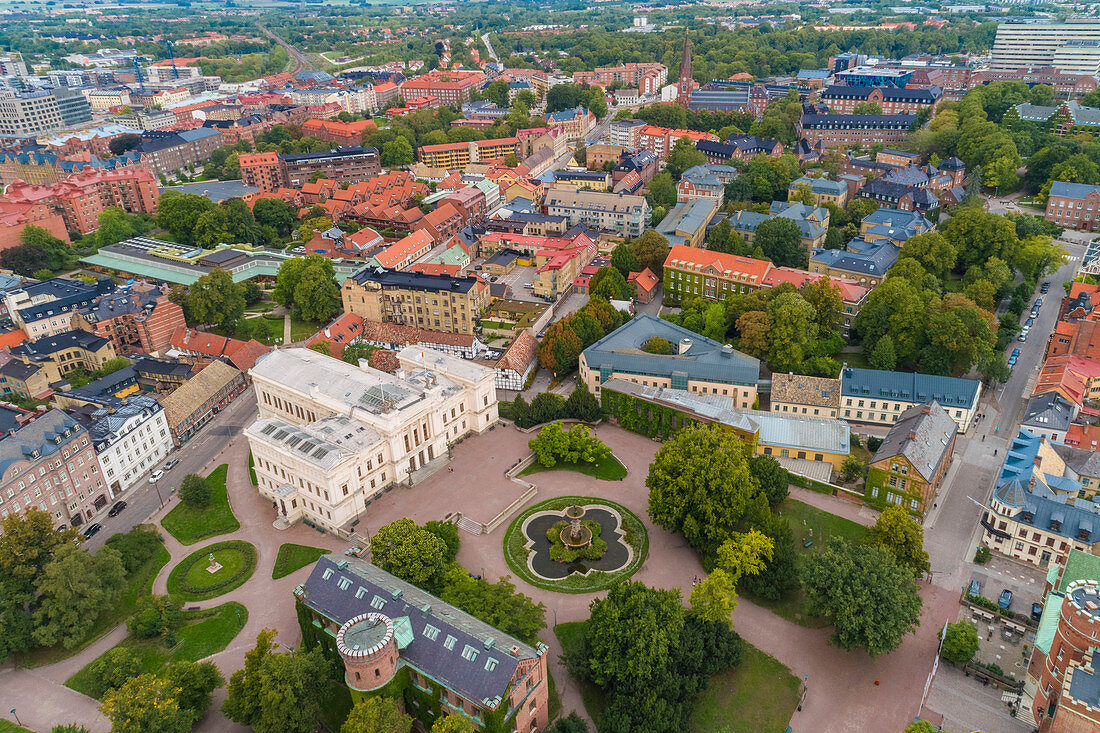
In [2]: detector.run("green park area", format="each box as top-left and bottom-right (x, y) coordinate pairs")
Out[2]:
(166, 541), (258, 601)
(519, 454), (627, 482)
(161, 465), (240, 545)
(746, 499), (868, 627)
(66, 602), (248, 699)
(273, 543), (332, 579)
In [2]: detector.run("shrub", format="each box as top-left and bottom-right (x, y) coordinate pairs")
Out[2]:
(974, 546), (991, 564)
(178, 473), (211, 508)
(84, 646), (142, 699)
(546, 520), (607, 562)
(867, 436), (883, 452)
(104, 525), (162, 574)
(127, 595), (183, 639)
(642, 336), (672, 354)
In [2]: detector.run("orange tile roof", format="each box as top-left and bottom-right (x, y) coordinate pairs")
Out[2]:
(627, 268), (660, 294)
(663, 244), (772, 282)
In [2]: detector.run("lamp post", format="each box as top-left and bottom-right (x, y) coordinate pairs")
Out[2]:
(151, 476), (164, 509)
(10, 710), (20, 726)
(235, 608), (242, 626)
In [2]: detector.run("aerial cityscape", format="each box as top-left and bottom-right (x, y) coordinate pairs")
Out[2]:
(0, 1), (1098, 732)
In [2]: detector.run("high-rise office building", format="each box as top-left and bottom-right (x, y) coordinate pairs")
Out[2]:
(991, 19), (1100, 75)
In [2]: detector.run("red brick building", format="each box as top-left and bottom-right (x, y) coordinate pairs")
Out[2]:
(240, 151), (283, 192)
(820, 85), (942, 115)
(71, 289), (186, 356)
(0, 167), (159, 236)
(1046, 182), (1100, 232)
(302, 118), (378, 147)
(400, 70), (486, 107)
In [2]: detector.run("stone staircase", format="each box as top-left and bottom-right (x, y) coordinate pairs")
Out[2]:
(454, 514), (484, 535)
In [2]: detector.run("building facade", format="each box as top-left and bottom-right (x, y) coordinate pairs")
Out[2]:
(865, 401), (958, 515)
(89, 394), (172, 497)
(342, 268), (489, 336)
(248, 347), (497, 532)
(542, 185), (648, 238)
(1046, 181), (1100, 232)
(840, 366), (980, 433)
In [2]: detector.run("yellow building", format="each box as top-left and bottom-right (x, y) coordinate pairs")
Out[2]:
(770, 374), (841, 419)
(341, 268), (490, 336)
(9, 329), (117, 384)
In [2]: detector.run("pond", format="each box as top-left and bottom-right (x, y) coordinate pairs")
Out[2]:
(521, 505), (632, 580)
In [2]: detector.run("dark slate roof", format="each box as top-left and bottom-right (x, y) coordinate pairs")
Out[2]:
(281, 146), (379, 164)
(17, 278), (112, 323)
(939, 156), (964, 171)
(299, 557), (541, 707)
(62, 364), (138, 407)
(0, 359), (41, 381)
(0, 409), (85, 476)
(11, 330), (110, 359)
(350, 266), (480, 294)
(1022, 392), (1074, 434)
(582, 313), (759, 387)
(87, 393), (163, 450)
(134, 357), (194, 379)
(696, 140), (739, 159)
(801, 113), (915, 129)
(872, 400), (957, 481)
(727, 135), (781, 154)
(821, 85), (941, 102)
(0, 404), (28, 434)
(811, 241), (899, 275)
(859, 179), (939, 207)
(841, 367), (980, 409)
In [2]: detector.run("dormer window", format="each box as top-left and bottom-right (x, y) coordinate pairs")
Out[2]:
(1022, 511), (1034, 523)
(1080, 529), (1091, 541)
(1051, 520), (1062, 532)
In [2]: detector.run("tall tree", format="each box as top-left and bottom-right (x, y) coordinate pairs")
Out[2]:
(803, 538), (922, 657)
(610, 242), (639, 276)
(157, 191), (215, 245)
(666, 137), (706, 180)
(101, 675), (192, 733)
(342, 697), (412, 733)
(431, 714), (478, 733)
(688, 568), (738, 625)
(33, 544), (126, 648)
(252, 198), (297, 238)
(438, 567), (546, 645)
(370, 518), (449, 590)
(273, 255), (340, 322)
(863, 505), (931, 578)
(647, 424), (758, 556)
(629, 230), (671, 277)
(186, 268), (245, 330)
(940, 620), (979, 665)
(753, 218), (806, 268)
(766, 292), (818, 374)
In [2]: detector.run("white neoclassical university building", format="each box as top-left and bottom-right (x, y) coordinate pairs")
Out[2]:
(246, 346), (498, 534)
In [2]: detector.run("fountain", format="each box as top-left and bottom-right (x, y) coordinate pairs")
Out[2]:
(560, 505), (593, 550)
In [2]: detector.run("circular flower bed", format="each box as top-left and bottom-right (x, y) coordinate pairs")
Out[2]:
(503, 496), (648, 593)
(547, 520), (607, 562)
(166, 540), (257, 601)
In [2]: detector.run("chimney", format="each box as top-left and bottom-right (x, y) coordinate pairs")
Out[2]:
(679, 337), (692, 355)
(907, 432), (916, 441)
(722, 344), (733, 356)
(922, 405), (931, 415)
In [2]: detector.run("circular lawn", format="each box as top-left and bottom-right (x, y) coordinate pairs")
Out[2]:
(167, 540), (258, 601)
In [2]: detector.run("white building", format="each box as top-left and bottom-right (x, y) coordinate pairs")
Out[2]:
(991, 19), (1100, 75)
(89, 395), (172, 498)
(246, 347), (498, 534)
(335, 86), (378, 115)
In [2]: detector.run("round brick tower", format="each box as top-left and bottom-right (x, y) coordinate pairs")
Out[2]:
(336, 612), (400, 692)
(1033, 580), (1100, 726)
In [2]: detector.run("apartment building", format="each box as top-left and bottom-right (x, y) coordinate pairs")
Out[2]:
(0, 410), (108, 529)
(865, 401), (958, 514)
(972, 67), (1098, 96)
(0, 91), (65, 138)
(6, 277), (115, 341)
(798, 113), (916, 149)
(637, 126), (718, 162)
(135, 128), (223, 176)
(991, 20), (1100, 75)
(10, 330), (118, 383)
(535, 234), (598, 298)
(820, 85), (942, 115)
(159, 359), (247, 446)
(89, 394), (172, 497)
(71, 289), (186, 356)
(546, 106), (596, 141)
(609, 118), (647, 148)
(297, 558), (550, 732)
(302, 118), (377, 147)
(840, 366), (980, 432)
(247, 346), (497, 532)
(696, 136), (784, 166)
(788, 176), (849, 207)
(542, 185), (649, 238)
(678, 164), (738, 205)
(342, 267), (489, 335)
(239, 151), (283, 192)
(0, 167), (159, 235)
(656, 198), (719, 248)
(400, 70), (486, 106)
(579, 313), (760, 407)
(416, 138), (519, 169)
(282, 147), (382, 188)
(83, 88), (132, 112)
(573, 62), (667, 94)
(1045, 181), (1100, 232)
(728, 201), (830, 252)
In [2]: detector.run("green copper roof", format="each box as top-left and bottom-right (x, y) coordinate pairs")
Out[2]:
(392, 615), (415, 649)
(1035, 594), (1064, 655)
(1057, 549), (1100, 592)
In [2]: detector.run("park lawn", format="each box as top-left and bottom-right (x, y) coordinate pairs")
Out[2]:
(553, 622), (606, 726)
(248, 451), (257, 486)
(520, 455), (627, 482)
(184, 547), (246, 589)
(745, 500), (868, 627)
(272, 543), (332, 579)
(161, 465), (239, 545)
(17, 541), (171, 668)
(257, 314), (317, 345)
(0, 721), (33, 733)
(65, 602), (248, 699)
(690, 643), (801, 733)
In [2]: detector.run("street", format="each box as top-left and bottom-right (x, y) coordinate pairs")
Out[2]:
(85, 390), (259, 551)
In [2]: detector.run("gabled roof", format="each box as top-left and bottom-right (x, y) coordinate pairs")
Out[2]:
(841, 366), (980, 408)
(872, 400), (957, 481)
(1022, 392), (1074, 434)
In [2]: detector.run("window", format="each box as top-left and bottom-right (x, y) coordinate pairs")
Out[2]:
(485, 657), (498, 672)
(423, 624), (440, 641)
(370, 595), (386, 610)
(337, 577), (351, 591)
(444, 635), (457, 651)
(461, 644), (479, 662)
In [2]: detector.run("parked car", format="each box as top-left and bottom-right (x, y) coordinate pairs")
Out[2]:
(1012, 348), (1020, 357)
(1036, 297), (1044, 307)
(164, 458), (179, 470)
(1041, 281), (1051, 292)
(148, 469), (165, 483)
(82, 523), (102, 539)
(1030, 307), (1040, 318)
(1025, 318), (1034, 328)
(107, 500), (127, 517)
(968, 579), (982, 596)
(1031, 602), (1043, 622)
(1018, 333), (1028, 342)
(523, 282), (534, 289)
(1008, 355), (1018, 366)
(998, 589), (1013, 609)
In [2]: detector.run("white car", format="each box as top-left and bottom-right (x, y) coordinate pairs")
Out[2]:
(148, 470), (165, 483)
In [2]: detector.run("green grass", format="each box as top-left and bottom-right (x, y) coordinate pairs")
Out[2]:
(519, 454), (628, 482)
(503, 496), (647, 593)
(0, 720), (33, 732)
(65, 602), (248, 699)
(248, 451), (257, 486)
(553, 622), (606, 725)
(690, 643), (801, 733)
(273, 543), (332, 579)
(260, 313), (317, 344)
(16, 540), (171, 669)
(745, 500), (867, 627)
(166, 541), (257, 601)
(161, 464), (239, 545)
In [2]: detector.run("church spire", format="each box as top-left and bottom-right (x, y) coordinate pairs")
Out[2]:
(678, 36), (693, 108)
